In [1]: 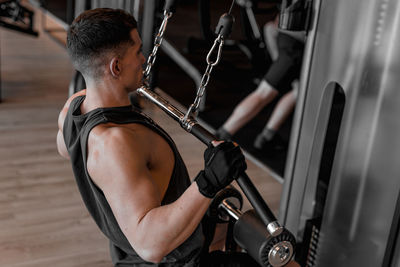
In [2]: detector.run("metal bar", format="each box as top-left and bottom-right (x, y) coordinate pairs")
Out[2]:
(137, 86), (185, 123)
(219, 199), (243, 221)
(245, 4), (262, 39)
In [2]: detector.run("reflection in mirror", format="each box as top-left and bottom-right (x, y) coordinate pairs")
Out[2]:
(155, 0), (305, 179)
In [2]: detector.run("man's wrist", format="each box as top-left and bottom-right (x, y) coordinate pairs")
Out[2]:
(194, 171), (216, 198)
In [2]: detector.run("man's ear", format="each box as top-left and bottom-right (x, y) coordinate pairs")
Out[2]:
(109, 57), (121, 78)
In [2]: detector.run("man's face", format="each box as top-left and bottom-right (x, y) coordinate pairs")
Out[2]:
(119, 29), (145, 92)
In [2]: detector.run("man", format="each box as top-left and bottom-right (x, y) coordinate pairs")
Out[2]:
(56, 7), (250, 266)
(57, 8), (298, 267)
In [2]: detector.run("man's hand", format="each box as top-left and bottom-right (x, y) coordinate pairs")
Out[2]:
(195, 142), (247, 198)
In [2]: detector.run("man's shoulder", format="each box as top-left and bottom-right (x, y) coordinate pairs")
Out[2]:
(86, 123), (155, 187)
(89, 123), (156, 154)
(91, 122), (153, 139)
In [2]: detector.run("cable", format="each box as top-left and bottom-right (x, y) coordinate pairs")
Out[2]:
(228, 0), (235, 14)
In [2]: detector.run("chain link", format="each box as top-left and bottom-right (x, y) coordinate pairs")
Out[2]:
(183, 35), (225, 123)
(143, 11), (172, 87)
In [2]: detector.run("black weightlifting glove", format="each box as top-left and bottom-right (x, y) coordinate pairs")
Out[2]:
(195, 142), (247, 198)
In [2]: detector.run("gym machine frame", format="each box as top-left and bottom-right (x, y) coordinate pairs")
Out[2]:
(136, 1), (296, 266)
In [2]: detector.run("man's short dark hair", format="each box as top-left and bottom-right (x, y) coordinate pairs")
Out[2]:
(66, 8), (138, 78)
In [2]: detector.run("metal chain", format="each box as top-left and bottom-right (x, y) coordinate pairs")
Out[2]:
(183, 35), (225, 124)
(143, 10), (172, 87)
(141, 9), (226, 128)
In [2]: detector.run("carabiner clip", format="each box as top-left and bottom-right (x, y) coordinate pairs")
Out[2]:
(206, 36), (224, 66)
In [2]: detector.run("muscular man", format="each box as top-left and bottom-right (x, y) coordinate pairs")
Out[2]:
(56, 7), (250, 266)
(56, 8), (299, 267)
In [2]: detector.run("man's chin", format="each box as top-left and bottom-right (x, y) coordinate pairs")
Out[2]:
(128, 84), (142, 93)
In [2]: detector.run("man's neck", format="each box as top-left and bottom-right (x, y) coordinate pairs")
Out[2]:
(82, 80), (131, 113)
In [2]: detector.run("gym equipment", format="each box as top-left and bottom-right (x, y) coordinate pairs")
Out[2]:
(208, 186), (243, 224)
(0, 0), (38, 102)
(205, 186), (243, 253)
(140, 0), (204, 109)
(279, 0), (400, 265)
(209, 187), (295, 267)
(142, 0), (277, 110)
(136, 1), (296, 266)
(0, 0), (38, 36)
(196, 0), (277, 76)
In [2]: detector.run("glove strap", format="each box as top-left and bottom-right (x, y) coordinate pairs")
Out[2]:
(195, 171), (217, 198)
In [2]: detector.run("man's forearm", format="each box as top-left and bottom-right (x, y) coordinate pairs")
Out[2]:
(129, 182), (211, 262)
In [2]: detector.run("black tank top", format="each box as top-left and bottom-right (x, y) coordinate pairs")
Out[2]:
(63, 95), (204, 266)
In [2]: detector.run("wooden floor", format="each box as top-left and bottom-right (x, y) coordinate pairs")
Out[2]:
(0, 6), (282, 267)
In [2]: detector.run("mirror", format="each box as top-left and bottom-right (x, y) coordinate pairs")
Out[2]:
(154, 0), (305, 179)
